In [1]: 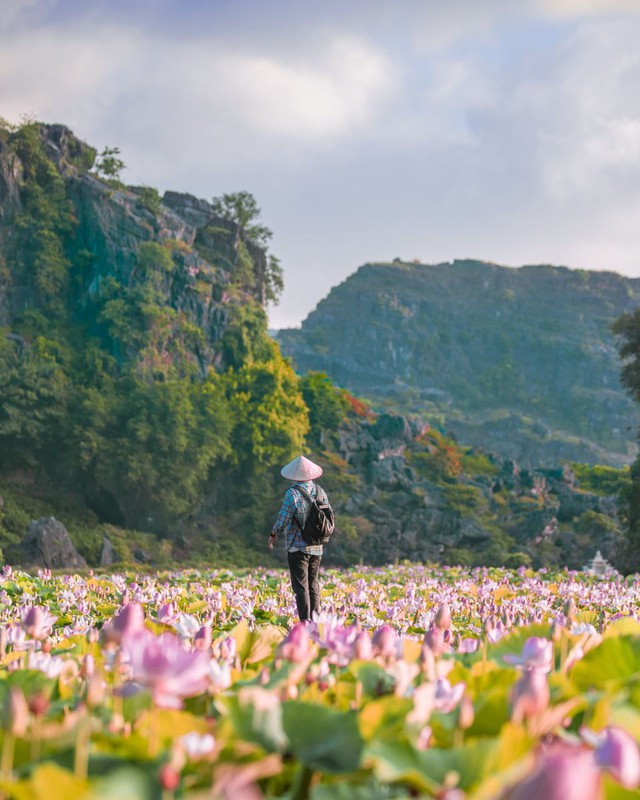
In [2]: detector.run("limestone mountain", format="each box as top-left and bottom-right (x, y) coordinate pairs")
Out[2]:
(278, 259), (640, 467)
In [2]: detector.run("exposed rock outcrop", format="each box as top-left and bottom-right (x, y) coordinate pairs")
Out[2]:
(19, 517), (87, 570)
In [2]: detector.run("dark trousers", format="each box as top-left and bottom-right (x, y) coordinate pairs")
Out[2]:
(287, 550), (322, 622)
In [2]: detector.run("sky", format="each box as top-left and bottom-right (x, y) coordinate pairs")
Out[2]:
(2, 0), (640, 329)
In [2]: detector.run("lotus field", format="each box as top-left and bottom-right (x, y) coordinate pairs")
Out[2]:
(0, 564), (639, 799)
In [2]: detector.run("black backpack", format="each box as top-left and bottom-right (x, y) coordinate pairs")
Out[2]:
(294, 485), (336, 546)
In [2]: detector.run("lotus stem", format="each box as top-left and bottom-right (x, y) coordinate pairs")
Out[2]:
(74, 711), (91, 779)
(290, 765), (315, 800)
(0, 732), (15, 782)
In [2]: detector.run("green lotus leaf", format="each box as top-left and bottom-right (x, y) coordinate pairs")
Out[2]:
(224, 687), (289, 753)
(603, 617), (640, 639)
(467, 685), (512, 736)
(312, 780), (412, 799)
(282, 701), (363, 774)
(351, 662), (397, 698)
(95, 603), (120, 617)
(571, 637), (640, 691)
(602, 775), (640, 799)
(362, 738), (440, 794)
(87, 767), (152, 799)
(1, 762), (89, 800)
(358, 696), (413, 742)
(224, 619), (285, 665)
(610, 703), (640, 739)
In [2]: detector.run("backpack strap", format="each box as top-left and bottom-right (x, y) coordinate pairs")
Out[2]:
(292, 484), (314, 530)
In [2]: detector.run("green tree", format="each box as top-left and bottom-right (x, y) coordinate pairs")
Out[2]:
(0, 336), (70, 470)
(210, 191), (283, 305)
(224, 342), (309, 478)
(300, 372), (349, 443)
(611, 309), (640, 572)
(94, 146), (126, 183)
(74, 374), (232, 527)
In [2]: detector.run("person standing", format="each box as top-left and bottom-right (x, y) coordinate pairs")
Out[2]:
(268, 455), (333, 622)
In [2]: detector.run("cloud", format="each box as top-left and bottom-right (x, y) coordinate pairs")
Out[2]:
(0, 18), (399, 183)
(535, 0), (640, 18)
(3, 1), (640, 329)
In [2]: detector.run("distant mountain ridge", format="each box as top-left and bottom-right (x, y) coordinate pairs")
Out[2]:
(278, 259), (640, 467)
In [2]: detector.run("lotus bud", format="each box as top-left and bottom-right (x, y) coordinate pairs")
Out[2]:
(157, 602), (176, 624)
(511, 668), (550, 723)
(121, 590), (131, 606)
(28, 692), (50, 718)
(22, 607), (46, 640)
(41, 638), (53, 654)
(434, 603), (452, 630)
(86, 675), (107, 710)
(102, 602), (145, 645)
(419, 642), (437, 680)
(3, 687), (29, 737)
(87, 628), (100, 645)
(194, 626), (212, 651)
(458, 694), (475, 730)
(220, 636), (236, 662)
(81, 654), (95, 679)
(417, 725), (432, 750)
(424, 625), (447, 657)
(277, 623), (313, 664)
(372, 625), (398, 660)
(351, 630), (373, 661)
(482, 616), (494, 636)
(549, 622), (561, 642)
(159, 764), (181, 791)
(258, 667), (270, 685)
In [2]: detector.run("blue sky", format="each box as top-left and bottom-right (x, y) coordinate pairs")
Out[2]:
(2, 0), (640, 328)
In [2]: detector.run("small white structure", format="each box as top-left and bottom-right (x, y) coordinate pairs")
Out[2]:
(583, 550), (613, 576)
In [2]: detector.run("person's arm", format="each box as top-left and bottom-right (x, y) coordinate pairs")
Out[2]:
(268, 489), (296, 549)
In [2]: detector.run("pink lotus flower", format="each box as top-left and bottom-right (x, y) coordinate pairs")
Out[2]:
(582, 726), (640, 789)
(424, 626), (449, 657)
(277, 623), (313, 663)
(434, 603), (452, 629)
(351, 629), (373, 661)
(372, 625), (398, 660)
(102, 603), (145, 645)
(458, 637), (479, 654)
(433, 677), (465, 714)
(504, 637), (553, 672)
(511, 668), (549, 723)
(194, 625), (212, 651)
(505, 742), (601, 800)
(123, 629), (211, 708)
(156, 602), (179, 625)
(21, 606), (57, 640)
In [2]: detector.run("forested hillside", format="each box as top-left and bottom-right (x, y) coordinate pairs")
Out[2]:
(0, 122), (631, 572)
(278, 260), (640, 467)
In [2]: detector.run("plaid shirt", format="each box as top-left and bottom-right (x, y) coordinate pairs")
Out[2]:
(272, 481), (329, 556)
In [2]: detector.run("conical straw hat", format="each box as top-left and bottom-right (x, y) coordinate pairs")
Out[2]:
(281, 455), (323, 481)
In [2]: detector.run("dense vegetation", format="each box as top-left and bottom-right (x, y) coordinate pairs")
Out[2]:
(0, 121), (634, 573)
(0, 121), (307, 560)
(611, 310), (640, 572)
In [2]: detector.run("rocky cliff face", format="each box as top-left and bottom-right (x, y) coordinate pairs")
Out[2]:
(322, 411), (623, 570)
(0, 123), (266, 370)
(278, 260), (640, 467)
